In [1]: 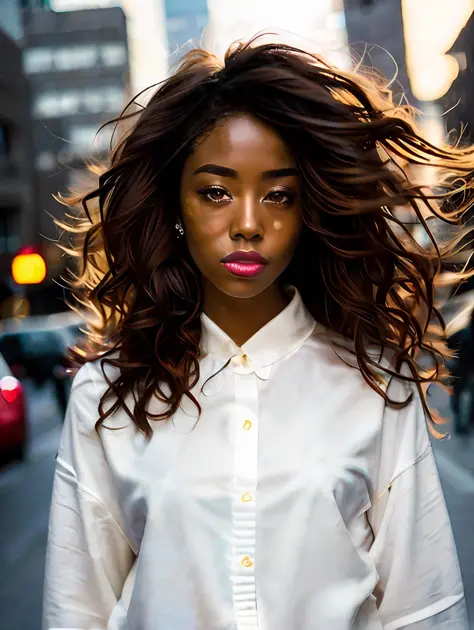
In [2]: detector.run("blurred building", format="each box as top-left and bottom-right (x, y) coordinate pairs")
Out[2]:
(343, 0), (413, 103)
(444, 13), (474, 144)
(22, 5), (130, 245)
(19, 5), (129, 314)
(0, 1), (36, 310)
(164, 0), (209, 67)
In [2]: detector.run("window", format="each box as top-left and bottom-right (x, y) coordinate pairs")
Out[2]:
(69, 125), (97, 151)
(34, 92), (59, 118)
(54, 45), (97, 71)
(82, 88), (105, 114)
(26, 44), (106, 74)
(101, 43), (127, 67)
(24, 48), (53, 74)
(102, 87), (124, 112)
(57, 91), (81, 116)
(69, 125), (112, 154)
(35, 86), (125, 119)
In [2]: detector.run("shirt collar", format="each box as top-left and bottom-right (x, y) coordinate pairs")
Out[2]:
(200, 287), (316, 380)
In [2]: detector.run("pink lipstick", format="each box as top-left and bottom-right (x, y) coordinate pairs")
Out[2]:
(221, 250), (268, 278)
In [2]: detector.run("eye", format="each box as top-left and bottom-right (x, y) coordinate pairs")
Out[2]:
(197, 186), (232, 204)
(265, 189), (295, 206)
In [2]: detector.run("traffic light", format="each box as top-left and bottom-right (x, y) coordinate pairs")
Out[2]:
(12, 247), (47, 285)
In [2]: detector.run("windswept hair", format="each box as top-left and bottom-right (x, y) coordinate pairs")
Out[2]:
(59, 37), (474, 439)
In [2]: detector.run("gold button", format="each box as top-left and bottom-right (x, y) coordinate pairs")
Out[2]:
(241, 492), (253, 503)
(243, 419), (252, 431)
(241, 555), (254, 568)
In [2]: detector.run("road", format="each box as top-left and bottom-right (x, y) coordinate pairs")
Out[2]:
(0, 384), (474, 629)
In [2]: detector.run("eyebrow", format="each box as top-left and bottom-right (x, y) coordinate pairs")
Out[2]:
(193, 164), (300, 180)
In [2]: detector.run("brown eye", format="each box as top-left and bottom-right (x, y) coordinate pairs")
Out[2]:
(198, 186), (232, 203)
(265, 190), (295, 206)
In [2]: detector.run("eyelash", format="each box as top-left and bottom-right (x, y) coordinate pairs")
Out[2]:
(197, 186), (231, 204)
(197, 186), (296, 206)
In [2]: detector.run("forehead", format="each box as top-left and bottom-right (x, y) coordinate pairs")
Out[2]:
(187, 114), (296, 171)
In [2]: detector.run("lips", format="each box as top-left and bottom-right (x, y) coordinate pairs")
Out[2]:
(221, 250), (268, 279)
(221, 250), (268, 265)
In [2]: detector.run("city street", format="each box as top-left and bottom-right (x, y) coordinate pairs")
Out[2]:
(0, 383), (474, 629)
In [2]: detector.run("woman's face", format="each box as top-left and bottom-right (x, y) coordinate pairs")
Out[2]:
(180, 114), (303, 300)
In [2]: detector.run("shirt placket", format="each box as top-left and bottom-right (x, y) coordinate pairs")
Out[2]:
(230, 353), (259, 630)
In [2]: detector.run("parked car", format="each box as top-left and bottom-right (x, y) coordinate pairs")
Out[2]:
(0, 352), (27, 463)
(0, 328), (71, 416)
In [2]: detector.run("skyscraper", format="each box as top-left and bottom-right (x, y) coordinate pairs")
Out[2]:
(23, 5), (129, 250)
(0, 0), (35, 301)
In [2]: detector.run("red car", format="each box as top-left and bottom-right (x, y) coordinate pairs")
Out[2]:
(0, 353), (27, 463)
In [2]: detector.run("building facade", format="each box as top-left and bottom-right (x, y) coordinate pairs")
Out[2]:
(164, 0), (209, 67)
(445, 14), (474, 144)
(0, 1), (35, 307)
(23, 6), (130, 244)
(343, 0), (413, 103)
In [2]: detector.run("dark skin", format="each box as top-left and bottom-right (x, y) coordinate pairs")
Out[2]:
(180, 114), (303, 347)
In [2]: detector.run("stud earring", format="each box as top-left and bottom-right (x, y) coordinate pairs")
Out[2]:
(175, 221), (184, 238)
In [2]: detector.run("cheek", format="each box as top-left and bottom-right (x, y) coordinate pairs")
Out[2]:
(278, 214), (303, 252)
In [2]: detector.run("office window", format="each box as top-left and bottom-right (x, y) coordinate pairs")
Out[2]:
(34, 92), (59, 118)
(69, 125), (112, 153)
(58, 91), (81, 116)
(24, 48), (53, 74)
(70, 125), (97, 151)
(54, 45), (97, 71)
(83, 88), (105, 114)
(101, 43), (127, 67)
(102, 87), (124, 112)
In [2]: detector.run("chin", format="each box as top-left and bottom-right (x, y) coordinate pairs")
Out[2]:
(215, 276), (276, 300)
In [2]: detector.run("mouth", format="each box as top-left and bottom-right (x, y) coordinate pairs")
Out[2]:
(221, 250), (268, 278)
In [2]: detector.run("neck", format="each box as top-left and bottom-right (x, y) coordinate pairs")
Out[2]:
(203, 282), (290, 347)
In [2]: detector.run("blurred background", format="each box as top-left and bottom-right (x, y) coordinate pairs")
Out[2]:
(0, 0), (474, 628)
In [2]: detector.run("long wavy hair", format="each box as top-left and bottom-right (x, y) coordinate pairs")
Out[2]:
(59, 37), (474, 439)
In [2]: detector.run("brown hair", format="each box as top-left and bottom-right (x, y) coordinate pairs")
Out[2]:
(59, 38), (474, 439)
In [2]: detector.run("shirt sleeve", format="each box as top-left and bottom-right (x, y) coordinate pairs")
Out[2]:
(43, 362), (136, 630)
(368, 380), (468, 629)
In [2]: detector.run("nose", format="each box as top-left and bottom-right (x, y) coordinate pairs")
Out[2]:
(230, 196), (264, 242)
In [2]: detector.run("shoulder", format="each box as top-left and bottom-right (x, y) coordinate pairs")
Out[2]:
(72, 356), (120, 393)
(308, 330), (428, 436)
(68, 358), (122, 432)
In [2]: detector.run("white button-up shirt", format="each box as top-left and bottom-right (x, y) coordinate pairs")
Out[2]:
(43, 288), (468, 630)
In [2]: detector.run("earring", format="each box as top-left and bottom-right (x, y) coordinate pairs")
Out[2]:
(175, 221), (184, 238)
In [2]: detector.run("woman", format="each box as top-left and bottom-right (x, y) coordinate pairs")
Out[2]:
(43, 39), (471, 629)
